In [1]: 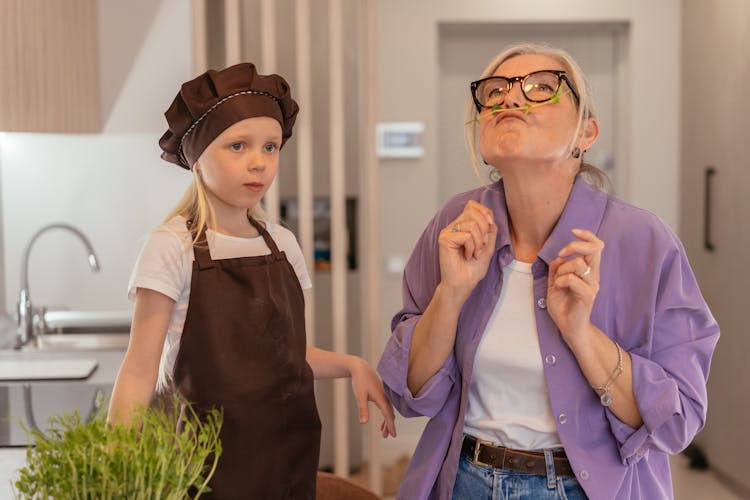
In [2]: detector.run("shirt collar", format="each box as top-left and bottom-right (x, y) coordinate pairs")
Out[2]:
(492, 175), (608, 265)
(486, 181), (513, 252)
(538, 175), (608, 265)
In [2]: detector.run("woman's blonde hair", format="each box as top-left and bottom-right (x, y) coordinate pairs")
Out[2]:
(164, 164), (264, 246)
(465, 42), (611, 192)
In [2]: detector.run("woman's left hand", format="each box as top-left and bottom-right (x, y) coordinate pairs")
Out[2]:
(350, 358), (397, 438)
(547, 228), (605, 346)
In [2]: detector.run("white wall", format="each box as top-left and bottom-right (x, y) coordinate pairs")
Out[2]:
(1, 0), (193, 315)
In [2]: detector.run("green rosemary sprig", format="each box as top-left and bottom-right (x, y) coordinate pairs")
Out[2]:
(465, 88), (571, 125)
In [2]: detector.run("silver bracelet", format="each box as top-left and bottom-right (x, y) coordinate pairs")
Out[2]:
(591, 341), (623, 407)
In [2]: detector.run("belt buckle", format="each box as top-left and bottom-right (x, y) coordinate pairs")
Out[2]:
(472, 437), (494, 467)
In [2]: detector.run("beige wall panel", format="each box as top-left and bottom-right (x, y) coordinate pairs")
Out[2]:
(0, 0), (100, 132)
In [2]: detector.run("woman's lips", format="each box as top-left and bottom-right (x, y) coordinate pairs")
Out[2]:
(495, 112), (525, 125)
(244, 182), (264, 192)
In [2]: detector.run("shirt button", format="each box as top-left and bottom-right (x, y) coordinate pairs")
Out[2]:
(579, 470), (590, 481)
(545, 354), (557, 365)
(557, 413), (567, 424)
(537, 298), (547, 309)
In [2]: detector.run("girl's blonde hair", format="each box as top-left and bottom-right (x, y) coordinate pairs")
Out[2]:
(163, 164), (264, 246)
(465, 42), (611, 192)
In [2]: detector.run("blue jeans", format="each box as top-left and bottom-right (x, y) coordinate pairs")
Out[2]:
(452, 451), (588, 499)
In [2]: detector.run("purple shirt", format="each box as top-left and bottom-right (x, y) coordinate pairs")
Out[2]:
(378, 176), (719, 500)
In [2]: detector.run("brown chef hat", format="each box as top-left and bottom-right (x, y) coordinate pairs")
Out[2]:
(159, 62), (299, 169)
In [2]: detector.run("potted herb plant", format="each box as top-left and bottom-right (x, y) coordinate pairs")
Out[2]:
(13, 397), (222, 499)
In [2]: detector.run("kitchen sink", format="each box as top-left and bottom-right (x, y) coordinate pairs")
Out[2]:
(0, 310), (131, 352)
(20, 333), (130, 352)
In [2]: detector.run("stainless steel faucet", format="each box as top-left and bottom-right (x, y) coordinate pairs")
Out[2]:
(16, 223), (100, 349)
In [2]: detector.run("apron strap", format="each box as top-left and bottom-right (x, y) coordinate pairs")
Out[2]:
(186, 219), (216, 270)
(247, 215), (284, 260)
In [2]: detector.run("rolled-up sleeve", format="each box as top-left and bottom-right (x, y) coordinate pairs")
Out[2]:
(606, 237), (719, 465)
(379, 313), (459, 418)
(378, 210), (461, 419)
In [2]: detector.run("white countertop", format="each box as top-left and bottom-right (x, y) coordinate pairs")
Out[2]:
(0, 358), (98, 381)
(0, 448), (27, 498)
(0, 350), (124, 385)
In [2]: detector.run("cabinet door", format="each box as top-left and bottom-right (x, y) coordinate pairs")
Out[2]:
(681, 0), (750, 492)
(0, 0), (100, 132)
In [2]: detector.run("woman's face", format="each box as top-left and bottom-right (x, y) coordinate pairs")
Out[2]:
(197, 116), (282, 215)
(478, 54), (586, 173)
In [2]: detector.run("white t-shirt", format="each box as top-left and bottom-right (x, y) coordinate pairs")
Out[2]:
(463, 259), (562, 450)
(128, 215), (312, 386)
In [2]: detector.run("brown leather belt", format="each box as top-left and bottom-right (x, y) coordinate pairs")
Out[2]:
(461, 435), (575, 477)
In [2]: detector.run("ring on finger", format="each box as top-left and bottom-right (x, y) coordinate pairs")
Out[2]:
(451, 224), (461, 233)
(581, 266), (591, 278)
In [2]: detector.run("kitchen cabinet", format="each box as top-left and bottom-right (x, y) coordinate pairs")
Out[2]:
(0, 0), (100, 132)
(681, 0), (750, 494)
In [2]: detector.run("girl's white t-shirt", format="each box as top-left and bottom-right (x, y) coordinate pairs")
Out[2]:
(463, 259), (562, 450)
(127, 216), (312, 386)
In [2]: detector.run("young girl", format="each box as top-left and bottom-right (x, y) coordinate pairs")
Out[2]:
(108, 62), (396, 499)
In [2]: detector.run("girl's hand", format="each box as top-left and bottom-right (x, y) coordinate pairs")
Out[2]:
(349, 358), (397, 438)
(438, 200), (498, 301)
(546, 228), (604, 347)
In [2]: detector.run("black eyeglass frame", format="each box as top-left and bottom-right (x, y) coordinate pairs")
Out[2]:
(470, 70), (580, 113)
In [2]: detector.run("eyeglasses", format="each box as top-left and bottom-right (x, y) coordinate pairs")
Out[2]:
(470, 70), (580, 113)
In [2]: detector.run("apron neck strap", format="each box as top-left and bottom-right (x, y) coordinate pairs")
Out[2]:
(186, 219), (215, 270)
(246, 215), (283, 258)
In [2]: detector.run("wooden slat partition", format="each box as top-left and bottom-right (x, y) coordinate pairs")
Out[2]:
(295, 0), (316, 347)
(223, 0), (241, 66)
(328, 0), (350, 478)
(260, 0), (280, 223)
(361, 0), (383, 492)
(192, 0), (207, 74)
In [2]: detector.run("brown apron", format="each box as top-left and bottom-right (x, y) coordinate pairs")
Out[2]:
(172, 217), (321, 499)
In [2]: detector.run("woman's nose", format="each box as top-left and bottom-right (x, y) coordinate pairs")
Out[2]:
(504, 83), (525, 108)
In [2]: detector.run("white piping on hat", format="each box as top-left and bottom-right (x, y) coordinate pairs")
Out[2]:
(177, 89), (280, 168)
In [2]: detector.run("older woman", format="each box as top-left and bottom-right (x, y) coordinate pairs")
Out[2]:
(378, 43), (719, 499)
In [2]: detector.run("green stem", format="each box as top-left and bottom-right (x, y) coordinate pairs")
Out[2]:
(192, 450), (220, 500)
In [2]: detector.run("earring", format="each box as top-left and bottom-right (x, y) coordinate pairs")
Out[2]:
(572, 147), (581, 159)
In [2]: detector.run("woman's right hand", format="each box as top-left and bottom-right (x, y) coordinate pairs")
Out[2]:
(438, 200), (498, 300)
